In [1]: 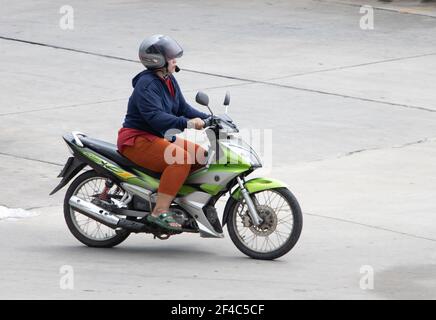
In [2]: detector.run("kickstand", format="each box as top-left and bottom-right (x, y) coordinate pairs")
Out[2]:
(153, 233), (171, 240)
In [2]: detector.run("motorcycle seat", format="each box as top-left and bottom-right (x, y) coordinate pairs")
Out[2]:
(79, 136), (162, 179)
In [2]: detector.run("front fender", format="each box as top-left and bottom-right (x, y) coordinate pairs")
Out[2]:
(221, 177), (288, 227)
(231, 177), (288, 200)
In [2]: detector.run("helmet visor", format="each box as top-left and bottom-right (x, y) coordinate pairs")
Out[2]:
(156, 36), (183, 60)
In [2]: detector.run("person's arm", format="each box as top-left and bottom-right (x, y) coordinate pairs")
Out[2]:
(179, 95), (209, 119)
(173, 78), (210, 119)
(136, 81), (189, 135)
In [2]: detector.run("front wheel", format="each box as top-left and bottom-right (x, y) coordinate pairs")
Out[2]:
(227, 188), (303, 260)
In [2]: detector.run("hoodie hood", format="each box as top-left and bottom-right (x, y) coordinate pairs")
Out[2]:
(132, 70), (155, 88)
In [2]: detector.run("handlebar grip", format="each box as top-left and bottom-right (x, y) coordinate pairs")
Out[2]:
(203, 117), (213, 127)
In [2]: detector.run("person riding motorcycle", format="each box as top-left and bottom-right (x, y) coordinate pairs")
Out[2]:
(117, 35), (209, 232)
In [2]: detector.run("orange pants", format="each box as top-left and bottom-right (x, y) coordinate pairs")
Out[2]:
(121, 136), (207, 196)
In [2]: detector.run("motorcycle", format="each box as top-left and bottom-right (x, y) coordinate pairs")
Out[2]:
(50, 91), (302, 260)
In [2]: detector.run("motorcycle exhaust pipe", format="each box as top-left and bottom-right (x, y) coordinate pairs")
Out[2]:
(68, 196), (145, 232)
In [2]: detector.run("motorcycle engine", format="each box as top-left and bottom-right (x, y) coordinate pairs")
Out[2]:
(170, 205), (197, 230)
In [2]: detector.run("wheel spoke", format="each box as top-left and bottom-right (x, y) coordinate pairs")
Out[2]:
(70, 176), (118, 241)
(266, 191), (279, 208)
(278, 216), (294, 225)
(232, 189), (300, 254)
(78, 218), (91, 227)
(274, 198), (286, 214)
(275, 229), (291, 238)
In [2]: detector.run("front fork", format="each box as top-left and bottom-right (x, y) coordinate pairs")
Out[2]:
(236, 177), (263, 226)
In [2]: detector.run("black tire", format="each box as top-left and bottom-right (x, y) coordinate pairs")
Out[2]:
(227, 187), (303, 260)
(64, 170), (130, 248)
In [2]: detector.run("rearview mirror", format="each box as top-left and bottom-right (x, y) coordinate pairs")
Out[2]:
(223, 91), (230, 106)
(195, 91), (209, 107)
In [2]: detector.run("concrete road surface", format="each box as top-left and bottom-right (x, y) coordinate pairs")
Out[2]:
(0, 0), (435, 299)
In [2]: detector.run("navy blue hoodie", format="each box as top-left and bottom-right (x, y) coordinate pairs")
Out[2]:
(122, 70), (209, 138)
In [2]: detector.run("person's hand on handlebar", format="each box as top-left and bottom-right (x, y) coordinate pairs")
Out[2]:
(202, 116), (214, 128)
(187, 117), (205, 130)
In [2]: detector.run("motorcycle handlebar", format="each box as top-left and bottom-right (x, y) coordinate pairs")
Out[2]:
(203, 115), (238, 133)
(203, 116), (214, 128)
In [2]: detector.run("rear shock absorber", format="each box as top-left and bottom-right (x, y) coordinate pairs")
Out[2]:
(99, 180), (114, 201)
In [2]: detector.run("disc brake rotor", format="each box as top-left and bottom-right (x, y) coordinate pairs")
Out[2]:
(242, 205), (277, 236)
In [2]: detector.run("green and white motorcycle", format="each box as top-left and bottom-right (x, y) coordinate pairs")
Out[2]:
(50, 91), (302, 260)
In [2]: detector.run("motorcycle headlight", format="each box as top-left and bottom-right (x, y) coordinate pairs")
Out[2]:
(221, 141), (262, 167)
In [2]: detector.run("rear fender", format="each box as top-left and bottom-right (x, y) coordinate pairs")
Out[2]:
(49, 157), (87, 195)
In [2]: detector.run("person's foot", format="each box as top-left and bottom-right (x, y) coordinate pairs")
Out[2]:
(148, 210), (182, 230)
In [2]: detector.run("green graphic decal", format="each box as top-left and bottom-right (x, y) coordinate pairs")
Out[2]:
(200, 184), (223, 195)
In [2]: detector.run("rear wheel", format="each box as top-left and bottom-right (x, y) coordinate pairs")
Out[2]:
(64, 170), (131, 248)
(227, 188), (303, 260)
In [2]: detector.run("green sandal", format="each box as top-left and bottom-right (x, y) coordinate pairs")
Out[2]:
(146, 211), (184, 232)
